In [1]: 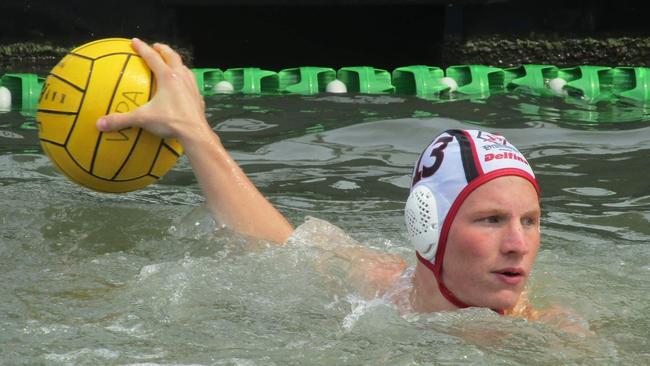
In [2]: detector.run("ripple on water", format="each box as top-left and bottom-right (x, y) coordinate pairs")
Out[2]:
(562, 187), (617, 196)
(1, 93), (649, 365)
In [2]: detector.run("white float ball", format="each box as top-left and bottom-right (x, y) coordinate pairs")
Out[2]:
(548, 78), (568, 96)
(440, 77), (458, 92)
(326, 79), (347, 93)
(213, 80), (234, 93)
(0, 86), (11, 111)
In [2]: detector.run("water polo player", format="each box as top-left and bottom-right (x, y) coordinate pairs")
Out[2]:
(97, 39), (542, 317)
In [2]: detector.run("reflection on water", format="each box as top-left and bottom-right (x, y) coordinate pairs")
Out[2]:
(0, 92), (649, 365)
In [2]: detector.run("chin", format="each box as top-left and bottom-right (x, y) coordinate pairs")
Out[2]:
(484, 290), (521, 310)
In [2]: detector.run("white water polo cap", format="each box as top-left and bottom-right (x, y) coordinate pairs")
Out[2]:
(404, 129), (540, 309)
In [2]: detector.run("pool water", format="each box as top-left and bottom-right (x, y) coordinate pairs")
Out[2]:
(1, 92), (649, 365)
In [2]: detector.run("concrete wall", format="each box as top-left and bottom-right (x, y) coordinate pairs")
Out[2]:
(2, 0), (649, 74)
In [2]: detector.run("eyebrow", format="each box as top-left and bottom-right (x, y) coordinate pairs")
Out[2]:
(470, 208), (541, 217)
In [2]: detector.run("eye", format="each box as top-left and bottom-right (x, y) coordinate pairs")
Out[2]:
(480, 215), (501, 224)
(522, 216), (540, 227)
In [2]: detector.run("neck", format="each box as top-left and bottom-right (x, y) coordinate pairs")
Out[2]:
(411, 256), (507, 315)
(410, 260), (460, 313)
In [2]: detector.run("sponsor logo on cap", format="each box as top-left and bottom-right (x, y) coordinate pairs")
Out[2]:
(484, 151), (529, 165)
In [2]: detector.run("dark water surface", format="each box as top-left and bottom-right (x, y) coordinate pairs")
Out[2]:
(1, 92), (649, 365)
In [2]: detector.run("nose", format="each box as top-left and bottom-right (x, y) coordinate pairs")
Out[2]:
(501, 220), (530, 256)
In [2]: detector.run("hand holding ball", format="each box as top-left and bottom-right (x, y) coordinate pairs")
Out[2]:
(37, 38), (183, 193)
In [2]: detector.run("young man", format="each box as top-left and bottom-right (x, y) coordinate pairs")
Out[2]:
(97, 39), (541, 317)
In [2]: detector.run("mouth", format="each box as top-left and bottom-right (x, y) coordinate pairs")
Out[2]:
(497, 269), (523, 277)
(493, 268), (526, 285)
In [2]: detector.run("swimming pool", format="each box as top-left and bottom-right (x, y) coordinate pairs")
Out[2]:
(1, 92), (649, 365)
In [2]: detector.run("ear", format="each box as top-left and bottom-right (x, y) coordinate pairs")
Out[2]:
(405, 184), (440, 261)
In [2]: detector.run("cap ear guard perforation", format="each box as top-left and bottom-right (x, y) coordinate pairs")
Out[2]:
(405, 185), (439, 261)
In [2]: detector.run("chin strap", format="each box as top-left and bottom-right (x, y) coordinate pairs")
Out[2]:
(416, 252), (505, 315)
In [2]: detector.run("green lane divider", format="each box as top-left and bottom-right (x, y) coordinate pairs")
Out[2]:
(337, 66), (395, 94)
(559, 66), (614, 101)
(192, 68), (225, 96)
(5, 64), (650, 111)
(224, 67), (279, 94)
(446, 65), (506, 95)
(504, 64), (559, 92)
(392, 65), (448, 97)
(279, 67), (336, 94)
(613, 67), (650, 104)
(0, 73), (44, 110)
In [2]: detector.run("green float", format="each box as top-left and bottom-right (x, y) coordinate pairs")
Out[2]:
(224, 67), (279, 94)
(337, 66), (395, 94)
(191, 68), (225, 96)
(612, 67), (650, 104)
(504, 64), (559, 92)
(559, 66), (614, 101)
(0, 73), (44, 110)
(392, 65), (447, 97)
(278, 67), (336, 94)
(446, 65), (506, 95)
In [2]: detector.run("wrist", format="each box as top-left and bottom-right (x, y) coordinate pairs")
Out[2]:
(176, 117), (221, 153)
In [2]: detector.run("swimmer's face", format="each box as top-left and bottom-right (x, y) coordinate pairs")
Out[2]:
(443, 176), (541, 310)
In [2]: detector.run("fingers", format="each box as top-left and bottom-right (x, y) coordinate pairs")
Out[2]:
(133, 39), (193, 92)
(153, 42), (184, 69)
(131, 38), (168, 75)
(97, 110), (142, 132)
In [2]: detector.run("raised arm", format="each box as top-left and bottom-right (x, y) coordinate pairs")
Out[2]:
(96, 38), (293, 243)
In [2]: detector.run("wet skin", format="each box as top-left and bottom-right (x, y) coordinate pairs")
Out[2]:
(442, 175), (541, 310)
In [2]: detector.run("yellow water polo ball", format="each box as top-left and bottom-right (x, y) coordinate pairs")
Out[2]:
(36, 38), (183, 193)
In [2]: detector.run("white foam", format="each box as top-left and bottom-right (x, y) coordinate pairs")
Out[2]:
(45, 348), (120, 362)
(215, 118), (278, 132)
(341, 294), (387, 330)
(330, 180), (360, 190)
(138, 263), (161, 278)
(0, 130), (23, 139)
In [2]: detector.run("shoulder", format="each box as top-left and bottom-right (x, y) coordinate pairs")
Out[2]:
(505, 291), (594, 336)
(345, 246), (409, 298)
(288, 216), (409, 298)
(287, 216), (359, 249)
